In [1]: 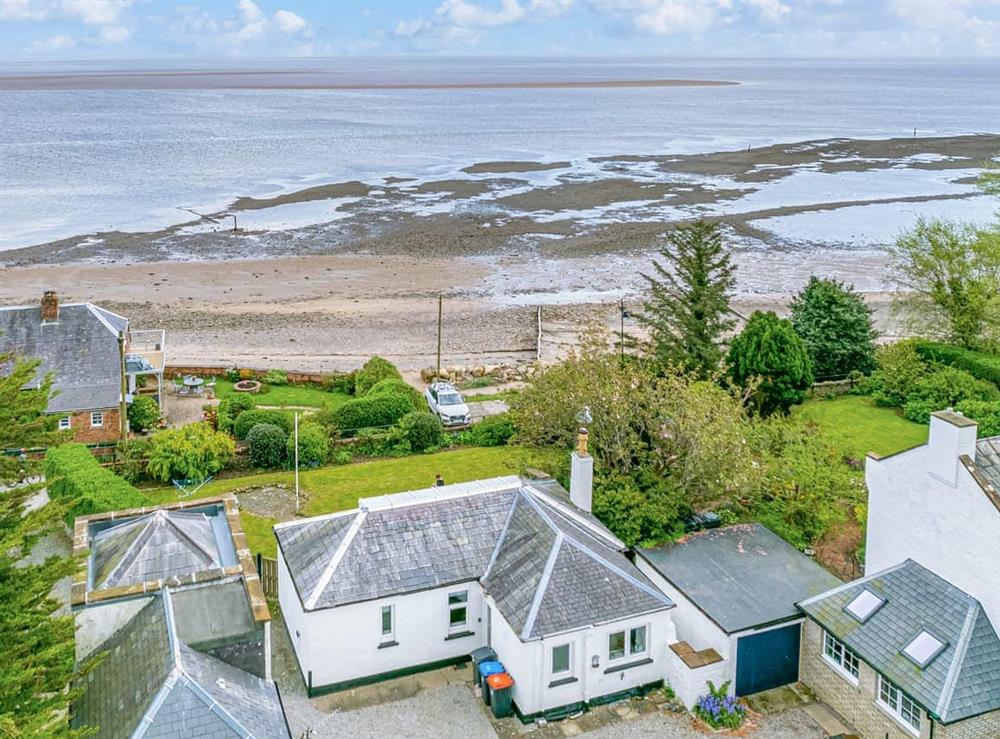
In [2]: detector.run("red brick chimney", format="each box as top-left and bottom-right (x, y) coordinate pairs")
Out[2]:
(41, 291), (59, 322)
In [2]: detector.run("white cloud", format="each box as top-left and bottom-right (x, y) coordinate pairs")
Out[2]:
(745, 0), (790, 23)
(890, 0), (999, 54)
(61, 0), (132, 25)
(395, 0), (574, 40)
(167, 1), (311, 53)
(98, 24), (129, 43)
(29, 33), (76, 50)
(274, 9), (307, 34)
(1, 0), (52, 20)
(617, 0), (728, 36)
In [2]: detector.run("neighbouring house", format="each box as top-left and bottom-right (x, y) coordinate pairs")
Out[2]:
(69, 496), (284, 738)
(275, 468), (677, 720)
(795, 410), (1000, 739)
(0, 291), (165, 443)
(635, 523), (841, 708)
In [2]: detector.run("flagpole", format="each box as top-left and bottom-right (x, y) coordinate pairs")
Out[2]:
(294, 411), (300, 512)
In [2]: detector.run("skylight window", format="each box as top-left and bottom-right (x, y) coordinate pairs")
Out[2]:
(844, 589), (886, 623)
(903, 631), (946, 668)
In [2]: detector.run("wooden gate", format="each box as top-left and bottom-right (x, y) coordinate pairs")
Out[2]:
(257, 554), (279, 599)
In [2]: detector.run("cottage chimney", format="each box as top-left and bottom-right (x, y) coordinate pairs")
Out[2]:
(41, 291), (59, 322)
(570, 427), (594, 512)
(928, 410), (978, 486)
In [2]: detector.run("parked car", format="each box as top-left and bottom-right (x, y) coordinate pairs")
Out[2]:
(425, 382), (471, 426)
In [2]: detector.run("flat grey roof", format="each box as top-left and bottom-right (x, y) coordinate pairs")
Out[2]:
(639, 523), (841, 634)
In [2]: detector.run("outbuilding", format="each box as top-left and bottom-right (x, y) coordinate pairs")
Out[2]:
(635, 523), (840, 707)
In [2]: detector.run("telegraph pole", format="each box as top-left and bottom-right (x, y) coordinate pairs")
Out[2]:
(436, 295), (443, 379)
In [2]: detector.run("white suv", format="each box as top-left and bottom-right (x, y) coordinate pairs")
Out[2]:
(424, 382), (471, 426)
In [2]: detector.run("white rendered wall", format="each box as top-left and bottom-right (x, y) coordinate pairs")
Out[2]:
(665, 644), (731, 709)
(288, 578), (486, 690)
(278, 547), (312, 682)
(866, 424), (1000, 631)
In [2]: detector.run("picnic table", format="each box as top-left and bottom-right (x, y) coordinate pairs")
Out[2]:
(184, 376), (205, 394)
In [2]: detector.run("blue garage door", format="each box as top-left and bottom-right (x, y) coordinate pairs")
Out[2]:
(735, 623), (801, 697)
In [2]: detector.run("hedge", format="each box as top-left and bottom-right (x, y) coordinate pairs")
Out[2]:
(233, 408), (291, 440)
(44, 443), (148, 525)
(332, 392), (416, 436)
(366, 378), (424, 406)
(914, 342), (1000, 388)
(354, 356), (402, 396)
(217, 393), (255, 434)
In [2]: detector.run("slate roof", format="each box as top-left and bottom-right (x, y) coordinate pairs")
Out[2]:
(798, 559), (1000, 724)
(88, 507), (237, 591)
(71, 591), (289, 739)
(0, 302), (126, 413)
(975, 436), (1000, 491)
(638, 523), (841, 634)
(276, 476), (673, 639)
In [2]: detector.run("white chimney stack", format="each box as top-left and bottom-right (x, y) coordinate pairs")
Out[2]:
(927, 410), (978, 486)
(570, 427), (594, 513)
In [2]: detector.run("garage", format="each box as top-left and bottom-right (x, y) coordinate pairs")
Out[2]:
(735, 623), (802, 696)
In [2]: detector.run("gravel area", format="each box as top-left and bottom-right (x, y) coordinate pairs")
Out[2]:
(574, 710), (825, 739)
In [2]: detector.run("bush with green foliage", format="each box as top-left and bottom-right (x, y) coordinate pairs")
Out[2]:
(365, 377), (424, 405)
(462, 413), (515, 447)
(400, 411), (444, 452)
(44, 444), (148, 523)
(352, 426), (411, 457)
(332, 392), (416, 436)
(354, 356), (402, 396)
(694, 681), (746, 730)
(326, 370), (356, 395)
(727, 311), (814, 416)
(233, 408), (291, 440)
(955, 400), (1000, 437)
(146, 423), (235, 482)
(790, 276), (877, 379)
(331, 449), (354, 465)
(592, 476), (683, 547)
(127, 395), (160, 432)
(217, 392), (255, 434)
(246, 423), (288, 469)
(263, 369), (289, 386)
(914, 341), (1000, 388)
(902, 367), (999, 423)
(114, 438), (152, 484)
(860, 340), (928, 407)
(309, 408), (340, 435)
(286, 422), (329, 467)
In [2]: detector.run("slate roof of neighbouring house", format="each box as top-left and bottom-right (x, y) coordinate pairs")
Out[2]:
(975, 436), (1000, 491)
(798, 558), (1000, 724)
(71, 591), (289, 739)
(637, 523), (842, 634)
(275, 475), (673, 639)
(88, 505), (238, 591)
(0, 302), (126, 413)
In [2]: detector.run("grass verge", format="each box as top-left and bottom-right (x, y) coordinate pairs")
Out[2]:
(214, 379), (350, 409)
(793, 394), (928, 460)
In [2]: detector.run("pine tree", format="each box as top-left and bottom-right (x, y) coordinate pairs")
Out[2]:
(0, 352), (84, 737)
(727, 311), (814, 416)
(638, 220), (736, 376)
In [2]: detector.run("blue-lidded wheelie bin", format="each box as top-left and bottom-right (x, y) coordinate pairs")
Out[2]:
(478, 660), (504, 705)
(470, 647), (497, 688)
(487, 672), (515, 718)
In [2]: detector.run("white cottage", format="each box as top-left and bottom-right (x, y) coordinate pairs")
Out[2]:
(274, 470), (676, 719)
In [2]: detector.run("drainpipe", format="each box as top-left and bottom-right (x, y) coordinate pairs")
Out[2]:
(118, 331), (128, 441)
(583, 626), (594, 706)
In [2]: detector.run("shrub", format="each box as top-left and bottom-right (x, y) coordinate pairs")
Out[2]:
(352, 426), (411, 457)
(694, 681), (746, 730)
(246, 423), (288, 469)
(902, 367), (999, 423)
(332, 392), (416, 436)
(955, 400), (1000, 437)
(309, 408), (340, 435)
(44, 443), (148, 524)
(263, 369), (289, 386)
(217, 392), (255, 433)
(365, 377), (423, 406)
(127, 396), (160, 432)
(400, 411), (444, 452)
(233, 409), (291, 440)
(862, 340), (928, 408)
(354, 356), (402, 396)
(331, 449), (353, 465)
(914, 341), (1000, 388)
(287, 422), (329, 467)
(326, 370), (356, 395)
(115, 438), (151, 484)
(146, 423), (236, 482)
(727, 311), (814, 416)
(463, 413), (515, 447)
(592, 475), (683, 548)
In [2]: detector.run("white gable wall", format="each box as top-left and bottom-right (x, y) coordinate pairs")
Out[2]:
(866, 414), (1000, 631)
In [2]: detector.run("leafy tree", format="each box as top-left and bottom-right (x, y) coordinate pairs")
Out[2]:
(286, 422), (330, 467)
(637, 220), (736, 376)
(728, 311), (814, 416)
(246, 423), (288, 469)
(790, 277), (877, 378)
(888, 218), (1000, 349)
(861, 340), (928, 408)
(0, 353), (85, 737)
(146, 422), (235, 482)
(127, 396), (160, 432)
(354, 356), (402, 396)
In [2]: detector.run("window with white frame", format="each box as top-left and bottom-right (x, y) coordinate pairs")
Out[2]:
(90, 411), (104, 428)
(608, 625), (648, 662)
(877, 674), (921, 735)
(551, 643), (571, 677)
(58, 416), (71, 430)
(447, 590), (468, 631)
(822, 631), (860, 682)
(380, 605), (394, 642)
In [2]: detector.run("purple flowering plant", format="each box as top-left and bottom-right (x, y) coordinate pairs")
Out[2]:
(693, 680), (746, 730)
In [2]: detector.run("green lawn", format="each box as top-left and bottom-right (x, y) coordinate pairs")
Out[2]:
(213, 379), (350, 410)
(143, 445), (559, 556)
(793, 394), (928, 459)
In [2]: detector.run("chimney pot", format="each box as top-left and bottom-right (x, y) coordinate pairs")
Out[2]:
(41, 291), (59, 322)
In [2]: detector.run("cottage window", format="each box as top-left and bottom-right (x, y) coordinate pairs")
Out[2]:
(551, 644), (571, 676)
(448, 590), (468, 630)
(877, 675), (921, 735)
(822, 631), (859, 683)
(608, 631), (626, 660)
(380, 605), (394, 642)
(90, 411), (104, 428)
(58, 416), (71, 430)
(609, 625), (647, 662)
(630, 626), (647, 656)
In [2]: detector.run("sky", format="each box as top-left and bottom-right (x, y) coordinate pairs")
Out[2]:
(1, 0), (999, 63)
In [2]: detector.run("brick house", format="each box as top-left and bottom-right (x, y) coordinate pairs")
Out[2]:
(0, 291), (164, 443)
